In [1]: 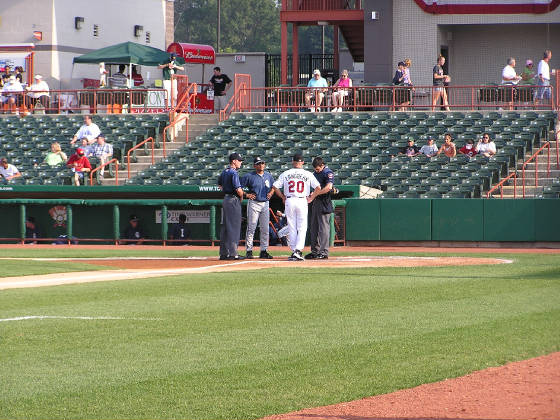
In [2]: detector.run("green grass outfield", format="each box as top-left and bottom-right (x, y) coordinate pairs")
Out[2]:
(0, 248), (559, 419)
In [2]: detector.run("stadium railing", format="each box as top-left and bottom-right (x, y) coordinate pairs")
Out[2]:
(89, 158), (119, 186)
(522, 141), (554, 198)
(487, 172), (518, 199)
(218, 84), (557, 115)
(0, 88), (169, 115)
(127, 137), (154, 179)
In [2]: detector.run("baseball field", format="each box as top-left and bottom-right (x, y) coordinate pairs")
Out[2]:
(0, 245), (559, 419)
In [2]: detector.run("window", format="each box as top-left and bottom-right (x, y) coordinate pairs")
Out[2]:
(93, 24), (99, 37)
(145, 31), (151, 44)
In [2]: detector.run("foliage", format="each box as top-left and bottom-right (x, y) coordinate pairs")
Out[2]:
(174, 0), (282, 53)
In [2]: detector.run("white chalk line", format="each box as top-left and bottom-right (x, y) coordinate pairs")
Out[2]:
(0, 315), (160, 322)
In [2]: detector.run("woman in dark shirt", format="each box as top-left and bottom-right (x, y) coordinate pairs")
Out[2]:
(432, 55), (450, 111)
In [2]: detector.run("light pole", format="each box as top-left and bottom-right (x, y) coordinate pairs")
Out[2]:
(217, 0), (221, 53)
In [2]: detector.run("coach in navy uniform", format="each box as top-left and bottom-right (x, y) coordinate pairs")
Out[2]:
(241, 157), (276, 259)
(218, 152), (245, 260)
(305, 157), (335, 260)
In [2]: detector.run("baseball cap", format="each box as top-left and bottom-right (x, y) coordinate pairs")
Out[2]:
(129, 215), (139, 221)
(253, 157), (265, 164)
(398, 61), (405, 67)
(292, 153), (304, 162)
(526, 59), (533, 66)
(229, 152), (243, 162)
(407, 138), (414, 142)
(76, 148), (85, 155)
(312, 69), (321, 76)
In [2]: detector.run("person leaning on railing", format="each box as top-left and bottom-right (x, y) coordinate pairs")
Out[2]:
(25, 74), (50, 110)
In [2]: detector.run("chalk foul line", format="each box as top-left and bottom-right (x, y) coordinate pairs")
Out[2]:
(0, 315), (161, 322)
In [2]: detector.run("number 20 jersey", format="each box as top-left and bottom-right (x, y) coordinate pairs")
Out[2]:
(273, 168), (320, 198)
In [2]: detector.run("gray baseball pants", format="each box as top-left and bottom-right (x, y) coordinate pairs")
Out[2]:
(245, 200), (269, 251)
(309, 199), (331, 257)
(219, 194), (242, 258)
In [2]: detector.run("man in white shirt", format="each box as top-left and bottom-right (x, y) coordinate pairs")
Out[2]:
(273, 154), (321, 261)
(419, 137), (439, 157)
(535, 50), (552, 104)
(0, 158), (22, 183)
(26, 74), (50, 109)
(1, 75), (24, 113)
(501, 58), (521, 85)
(70, 115), (101, 145)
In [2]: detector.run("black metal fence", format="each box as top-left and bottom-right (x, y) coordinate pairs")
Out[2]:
(265, 54), (336, 87)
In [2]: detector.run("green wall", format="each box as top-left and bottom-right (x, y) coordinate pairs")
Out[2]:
(345, 199), (560, 242)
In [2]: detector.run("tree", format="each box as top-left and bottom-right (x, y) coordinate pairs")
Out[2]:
(174, 0), (281, 53)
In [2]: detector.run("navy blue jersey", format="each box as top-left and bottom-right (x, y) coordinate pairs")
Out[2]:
(171, 223), (191, 240)
(241, 171), (275, 202)
(218, 167), (242, 194)
(313, 166), (335, 188)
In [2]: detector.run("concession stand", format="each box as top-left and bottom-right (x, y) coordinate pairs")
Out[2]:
(166, 42), (216, 113)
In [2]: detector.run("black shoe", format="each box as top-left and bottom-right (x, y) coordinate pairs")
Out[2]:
(219, 255), (228, 260)
(316, 254), (328, 260)
(259, 250), (273, 259)
(304, 253), (318, 260)
(246, 250), (254, 259)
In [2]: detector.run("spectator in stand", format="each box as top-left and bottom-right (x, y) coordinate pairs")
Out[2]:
(131, 66), (144, 87)
(437, 133), (457, 158)
(91, 134), (113, 181)
(0, 157), (22, 183)
(159, 54), (184, 107)
(43, 142), (68, 167)
(458, 139), (478, 159)
(66, 148), (91, 186)
(170, 213), (191, 245)
(99, 62), (108, 87)
(79, 138), (94, 158)
(25, 74), (50, 109)
(121, 214), (145, 245)
(399, 139), (420, 157)
(110, 64), (128, 88)
(432, 55), (450, 111)
(475, 133), (497, 157)
(331, 69), (352, 112)
(70, 115), (101, 145)
(501, 57), (522, 85)
(1, 65), (11, 85)
(521, 59), (536, 84)
(25, 216), (41, 245)
(403, 58), (413, 86)
(535, 50), (553, 105)
(393, 61), (410, 111)
(419, 137), (439, 157)
(14, 66), (24, 84)
(305, 69), (328, 112)
(1, 75), (24, 114)
(209, 66), (232, 112)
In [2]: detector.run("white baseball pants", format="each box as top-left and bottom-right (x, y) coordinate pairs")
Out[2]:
(285, 197), (308, 252)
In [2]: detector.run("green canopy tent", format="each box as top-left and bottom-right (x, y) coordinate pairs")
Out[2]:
(73, 41), (184, 87)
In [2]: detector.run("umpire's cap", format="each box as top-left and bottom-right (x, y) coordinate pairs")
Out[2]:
(292, 153), (304, 162)
(229, 152), (243, 162)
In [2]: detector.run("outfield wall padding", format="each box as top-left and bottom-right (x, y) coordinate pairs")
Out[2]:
(345, 199), (560, 242)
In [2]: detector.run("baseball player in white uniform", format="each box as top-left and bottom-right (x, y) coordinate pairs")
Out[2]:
(273, 153), (321, 261)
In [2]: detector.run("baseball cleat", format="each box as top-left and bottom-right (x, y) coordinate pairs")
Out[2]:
(316, 254), (328, 260)
(293, 250), (304, 261)
(304, 253), (318, 260)
(226, 255), (245, 260)
(245, 250), (254, 259)
(259, 250), (273, 259)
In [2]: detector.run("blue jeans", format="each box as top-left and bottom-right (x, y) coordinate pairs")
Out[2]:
(535, 79), (551, 100)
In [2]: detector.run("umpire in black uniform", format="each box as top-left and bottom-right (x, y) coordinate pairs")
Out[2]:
(218, 152), (245, 260)
(305, 157), (335, 260)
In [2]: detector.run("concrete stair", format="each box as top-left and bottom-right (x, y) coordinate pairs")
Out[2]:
(488, 138), (560, 198)
(102, 114), (219, 186)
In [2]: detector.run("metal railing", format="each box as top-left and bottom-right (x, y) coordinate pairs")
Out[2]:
(218, 84), (557, 115)
(282, 0), (361, 11)
(0, 88), (169, 115)
(127, 137), (154, 179)
(89, 158), (119, 186)
(487, 172), (517, 199)
(522, 142), (551, 198)
(219, 74), (252, 121)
